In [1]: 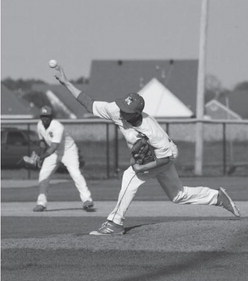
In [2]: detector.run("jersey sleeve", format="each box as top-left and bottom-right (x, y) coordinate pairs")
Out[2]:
(92, 101), (118, 120)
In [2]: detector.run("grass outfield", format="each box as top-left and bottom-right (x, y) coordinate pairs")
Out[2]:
(2, 176), (248, 202)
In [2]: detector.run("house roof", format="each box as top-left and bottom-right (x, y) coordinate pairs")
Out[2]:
(1, 84), (39, 119)
(139, 78), (194, 117)
(32, 83), (89, 118)
(31, 59), (198, 118)
(87, 59), (198, 113)
(205, 99), (241, 120)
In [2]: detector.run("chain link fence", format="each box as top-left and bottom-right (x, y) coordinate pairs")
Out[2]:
(1, 118), (248, 180)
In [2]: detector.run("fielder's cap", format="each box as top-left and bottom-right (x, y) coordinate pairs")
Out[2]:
(116, 93), (145, 114)
(40, 105), (53, 116)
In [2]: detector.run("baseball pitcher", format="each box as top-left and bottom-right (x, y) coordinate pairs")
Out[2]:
(54, 64), (240, 235)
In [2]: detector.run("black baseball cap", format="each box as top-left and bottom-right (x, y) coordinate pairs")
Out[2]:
(116, 93), (145, 114)
(40, 105), (53, 117)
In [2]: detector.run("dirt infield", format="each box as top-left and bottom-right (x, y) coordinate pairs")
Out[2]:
(2, 215), (248, 281)
(2, 219), (247, 253)
(1, 177), (248, 281)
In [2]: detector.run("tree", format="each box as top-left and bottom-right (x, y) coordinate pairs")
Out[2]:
(69, 77), (89, 84)
(23, 90), (52, 110)
(234, 81), (248, 91)
(205, 74), (222, 101)
(204, 74), (230, 102)
(2, 77), (45, 91)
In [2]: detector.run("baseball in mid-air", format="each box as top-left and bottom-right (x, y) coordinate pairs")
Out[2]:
(48, 59), (58, 68)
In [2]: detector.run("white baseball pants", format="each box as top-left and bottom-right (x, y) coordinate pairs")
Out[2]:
(107, 159), (219, 225)
(36, 144), (92, 207)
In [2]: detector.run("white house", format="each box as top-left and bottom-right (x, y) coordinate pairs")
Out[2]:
(205, 99), (241, 120)
(138, 78), (194, 118)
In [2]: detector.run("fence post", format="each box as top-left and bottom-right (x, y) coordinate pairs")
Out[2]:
(195, 121), (204, 175)
(27, 123), (31, 179)
(106, 123), (110, 178)
(114, 125), (119, 177)
(223, 122), (226, 175)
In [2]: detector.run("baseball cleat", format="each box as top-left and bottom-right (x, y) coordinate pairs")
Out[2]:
(218, 187), (240, 217)
(82, 200), (95, 212)
(33, 205), (46, 212)
(89, 221), (125, 236)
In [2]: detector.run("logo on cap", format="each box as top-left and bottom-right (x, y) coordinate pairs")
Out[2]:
(40, 105), (52, 116)
(116, 93), (144, 114)
(125, 96), (134, 105)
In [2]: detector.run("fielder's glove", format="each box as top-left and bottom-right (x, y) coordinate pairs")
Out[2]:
(131, 136), (156, 165)
(22, 151), (42, 169)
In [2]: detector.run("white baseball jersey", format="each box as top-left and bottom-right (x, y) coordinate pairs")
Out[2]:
(93, 101), (174, 158)
(93, 101), (219, 227)
(36, 119), (93, 207)
(37, 119), (74, 153)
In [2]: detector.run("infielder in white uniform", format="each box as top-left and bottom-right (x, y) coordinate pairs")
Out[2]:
(33, 105), (94, 212)
(54, 65), (240, 235)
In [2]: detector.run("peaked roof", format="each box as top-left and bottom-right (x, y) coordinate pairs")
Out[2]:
(1, 84), (39, 119)
(32, 83), (89, 118)
(139, 78), (193, 117)
(205, 99), (241, 120)
(87, 60), (198, 113)
(46, 90), (77, 119)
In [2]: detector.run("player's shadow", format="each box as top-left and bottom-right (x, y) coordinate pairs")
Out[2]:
(124, 217), (240, 234)
(46, 208), (96, 212)
(124, 222), (158, 234)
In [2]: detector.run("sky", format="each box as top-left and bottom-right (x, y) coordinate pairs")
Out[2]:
(1, 0), (248, 90)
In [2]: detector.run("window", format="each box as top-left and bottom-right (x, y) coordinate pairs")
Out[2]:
(7, 132), (27, 145)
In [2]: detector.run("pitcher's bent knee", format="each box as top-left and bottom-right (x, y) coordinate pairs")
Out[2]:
(171, 190), (186, 204)
(171, 187), (194, 204)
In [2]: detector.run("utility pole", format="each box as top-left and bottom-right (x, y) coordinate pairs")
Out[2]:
(194, 0), (209, 175)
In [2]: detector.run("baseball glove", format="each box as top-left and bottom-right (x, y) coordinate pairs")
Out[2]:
(22, 151), (42, 169)
(131, 136), (156, 165)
